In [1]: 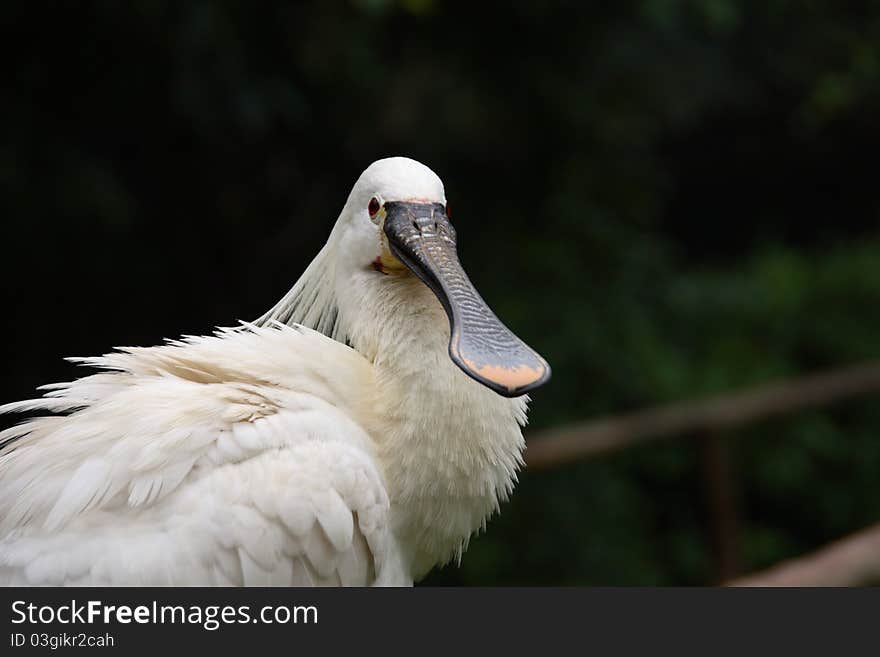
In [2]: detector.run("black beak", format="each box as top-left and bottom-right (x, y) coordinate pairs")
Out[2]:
(383, 201), (551, 397)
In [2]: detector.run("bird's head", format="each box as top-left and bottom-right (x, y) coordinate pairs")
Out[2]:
(262, 157), (550, 398)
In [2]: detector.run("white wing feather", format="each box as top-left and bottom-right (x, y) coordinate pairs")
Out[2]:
(0, 324), (408, 586)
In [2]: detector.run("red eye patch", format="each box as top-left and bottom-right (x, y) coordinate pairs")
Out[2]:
(368, 197), (381, 216)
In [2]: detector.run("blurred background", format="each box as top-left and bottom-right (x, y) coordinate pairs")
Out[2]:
(3, 0), (880, 585)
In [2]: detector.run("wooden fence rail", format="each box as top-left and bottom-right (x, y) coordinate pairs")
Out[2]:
(728, 523), (880, 587)
(525, 360), (880, 470)
(522, 360), (880, 586)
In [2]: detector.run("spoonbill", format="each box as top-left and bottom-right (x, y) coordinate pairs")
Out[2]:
(0, 157), (550, 586)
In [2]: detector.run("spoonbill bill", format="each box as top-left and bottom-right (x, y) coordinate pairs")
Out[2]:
(0, 157), (550, 586)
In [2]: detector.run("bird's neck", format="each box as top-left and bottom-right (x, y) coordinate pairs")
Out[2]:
(338, 271), (527, 580)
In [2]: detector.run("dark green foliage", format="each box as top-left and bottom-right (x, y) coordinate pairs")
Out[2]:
(2, 0), (879, 584)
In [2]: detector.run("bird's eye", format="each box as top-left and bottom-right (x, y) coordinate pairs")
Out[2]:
(445, 202), (451, 218)
(368, 197), (381, 216)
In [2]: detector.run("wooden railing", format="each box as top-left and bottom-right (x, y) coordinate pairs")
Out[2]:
(523, 360), (880, 586)
(729, 523), (880, 586)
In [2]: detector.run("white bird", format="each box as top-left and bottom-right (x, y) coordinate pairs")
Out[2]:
(0, 157), (550, 586)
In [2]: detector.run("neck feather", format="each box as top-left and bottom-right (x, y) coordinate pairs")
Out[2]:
(255, 228), (344, 340)
(258, 248), (528, 579)
(339, 269), (528, 578)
